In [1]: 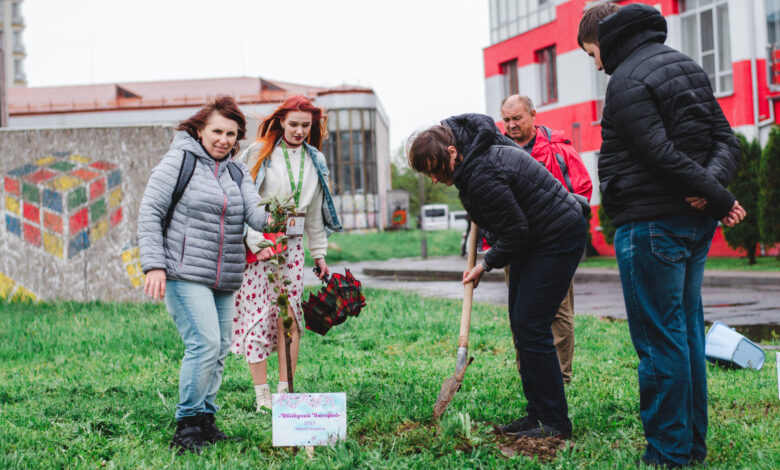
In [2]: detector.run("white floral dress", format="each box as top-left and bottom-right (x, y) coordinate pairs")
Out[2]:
(231, 236), (305, 363)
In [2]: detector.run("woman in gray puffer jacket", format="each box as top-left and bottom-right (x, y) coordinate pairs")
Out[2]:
(138, 96), (269, 454)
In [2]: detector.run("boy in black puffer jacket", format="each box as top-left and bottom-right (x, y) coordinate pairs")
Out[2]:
(578, 3), (745, 467)
(407, 113), (588, 439)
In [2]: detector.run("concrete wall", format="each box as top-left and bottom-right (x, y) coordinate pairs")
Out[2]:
(0, 125), (175, 302)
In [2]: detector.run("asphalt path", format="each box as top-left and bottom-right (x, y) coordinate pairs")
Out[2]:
(306, 257), (780, 328)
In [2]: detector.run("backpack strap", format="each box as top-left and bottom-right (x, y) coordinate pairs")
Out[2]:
(162, 151), (197, 238)
(540, 125), (553, 142)
(162, 153), (244, 239)
(226, 161), (244, 188)
(554, 153), (575, 193)
(543, 126), (574, 193)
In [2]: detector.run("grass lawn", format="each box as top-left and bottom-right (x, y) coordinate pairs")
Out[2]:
(581, 256), (780, 271)
(1, 291), (778, 469)
(304, 229), (463, 265)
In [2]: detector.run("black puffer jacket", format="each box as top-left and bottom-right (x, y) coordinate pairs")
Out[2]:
(598, 3), (740, 226)
(447, 114), (584, 270)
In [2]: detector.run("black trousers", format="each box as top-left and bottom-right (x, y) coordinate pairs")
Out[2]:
(507, 217), (586, 433)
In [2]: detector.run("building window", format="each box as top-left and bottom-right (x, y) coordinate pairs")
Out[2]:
(13, 58), (24, 81)
(680, 0), (732, 94)
(489, 0), (556, 44)
(13, 31), (24, 53)
(767, 0), (780, 87)
(537, 46), (557, 105)
(500, 59), (519, 96)
(11, 2), (22, 22)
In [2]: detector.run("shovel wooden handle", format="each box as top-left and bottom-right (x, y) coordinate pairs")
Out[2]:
(458, 222), (479, 348)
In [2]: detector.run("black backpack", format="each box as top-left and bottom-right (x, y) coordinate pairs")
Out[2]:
(162, 150), (244, 237)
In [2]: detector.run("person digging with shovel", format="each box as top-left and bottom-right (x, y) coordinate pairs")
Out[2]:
(407, 113), (588, 439)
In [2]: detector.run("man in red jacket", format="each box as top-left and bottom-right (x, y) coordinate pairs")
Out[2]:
(500, 94), (592, 388)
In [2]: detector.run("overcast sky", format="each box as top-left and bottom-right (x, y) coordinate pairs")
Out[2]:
(23, 0), (490, 153)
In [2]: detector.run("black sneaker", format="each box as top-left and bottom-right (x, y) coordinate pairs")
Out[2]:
(494, 416), (537, 435)
(510, 423), (571, 439)
(169, 417), (208, 454)
(637, 456), (688, 468)
(199, 413), (237, 443)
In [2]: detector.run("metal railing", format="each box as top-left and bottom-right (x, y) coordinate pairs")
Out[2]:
(7, 89), (327, 114)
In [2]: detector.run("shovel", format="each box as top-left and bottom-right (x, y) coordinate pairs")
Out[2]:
(433, 221), (479, 420)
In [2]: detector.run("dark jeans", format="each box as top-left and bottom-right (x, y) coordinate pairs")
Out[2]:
(507, 217), (586, 433)
(614, 215), (717, 466)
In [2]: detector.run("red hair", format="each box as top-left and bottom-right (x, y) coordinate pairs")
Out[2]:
(251, 95), (327, 180)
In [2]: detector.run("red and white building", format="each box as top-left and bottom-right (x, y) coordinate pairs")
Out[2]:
(484, 0), (780, 256)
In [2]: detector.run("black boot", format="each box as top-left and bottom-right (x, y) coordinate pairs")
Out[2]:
(169, 416), (208, 454)
(199, 413), (236, 443)
(494, 416), (537, 435)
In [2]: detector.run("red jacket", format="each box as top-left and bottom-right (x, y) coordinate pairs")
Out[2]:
(527, 125), (593, 202)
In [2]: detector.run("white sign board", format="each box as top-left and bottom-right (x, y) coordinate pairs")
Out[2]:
(272, 393), (347, 446)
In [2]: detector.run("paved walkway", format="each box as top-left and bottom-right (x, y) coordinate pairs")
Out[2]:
(305, 256), (780, 328)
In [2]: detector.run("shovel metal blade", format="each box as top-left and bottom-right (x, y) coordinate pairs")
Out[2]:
(433, 356), (474, 420)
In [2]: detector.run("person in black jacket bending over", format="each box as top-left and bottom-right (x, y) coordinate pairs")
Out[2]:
(407, 113), (588, 439)
(578, 4), (745, 467)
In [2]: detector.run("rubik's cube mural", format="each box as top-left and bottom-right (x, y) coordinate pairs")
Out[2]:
(3, 155), (123, 259)
(0, 271), (37, 302)
(120, 242), (145, 288)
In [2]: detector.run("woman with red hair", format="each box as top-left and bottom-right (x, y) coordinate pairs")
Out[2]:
(232, 95), (341, 411)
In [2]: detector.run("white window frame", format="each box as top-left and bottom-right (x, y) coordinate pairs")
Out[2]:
(679, 0), (733, 96)
(537, 45), (558, 106)
(765, 0), (780, 90)
(500, 58), (519, 96)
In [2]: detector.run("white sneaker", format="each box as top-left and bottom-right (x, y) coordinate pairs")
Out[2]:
(277, 383), (289, 394)
(255, 386), (272, 412)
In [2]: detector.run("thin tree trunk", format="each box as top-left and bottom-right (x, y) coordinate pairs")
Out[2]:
(284, 304), (295, 393)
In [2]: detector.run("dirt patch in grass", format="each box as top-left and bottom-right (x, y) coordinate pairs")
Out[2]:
(393, 419), (569, 462)
(495, 435), (569, 461)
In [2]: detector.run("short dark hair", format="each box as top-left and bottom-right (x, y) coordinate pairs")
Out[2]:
(577, 2), (621, 49)
(406, 125), (457, 179)
(176, 95), (247, 152)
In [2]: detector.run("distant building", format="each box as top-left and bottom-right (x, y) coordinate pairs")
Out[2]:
(484, 0), (780, 256)
(7, 76), (392, 230)
(0, 0), (26, 87)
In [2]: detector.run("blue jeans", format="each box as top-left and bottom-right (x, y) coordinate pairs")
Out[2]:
(165, 280), (234, 420)
(614, 215), (717, 466)
(507, 217), (587, 434)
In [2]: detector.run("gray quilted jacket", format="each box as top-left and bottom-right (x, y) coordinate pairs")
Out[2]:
(138, 131), (268, 291)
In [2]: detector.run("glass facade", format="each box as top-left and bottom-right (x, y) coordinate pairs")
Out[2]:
(489, 0), (555, 44)
(322, 108), (379, 229)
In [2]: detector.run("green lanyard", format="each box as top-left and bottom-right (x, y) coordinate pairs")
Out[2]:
(281, 141), (305, 208)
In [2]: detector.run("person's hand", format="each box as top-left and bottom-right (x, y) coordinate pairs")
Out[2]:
(462, 264), (484, 289)
(314, 258), (330, 281)
(144, 269), (167, 300)
(685, 196), (708, 211)
(257, 247), (275, 261)
(721, 201), (746, 227)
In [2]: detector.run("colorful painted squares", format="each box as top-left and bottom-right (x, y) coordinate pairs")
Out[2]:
(120, 242), (144, 288)
(3, 154), (123, 259)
